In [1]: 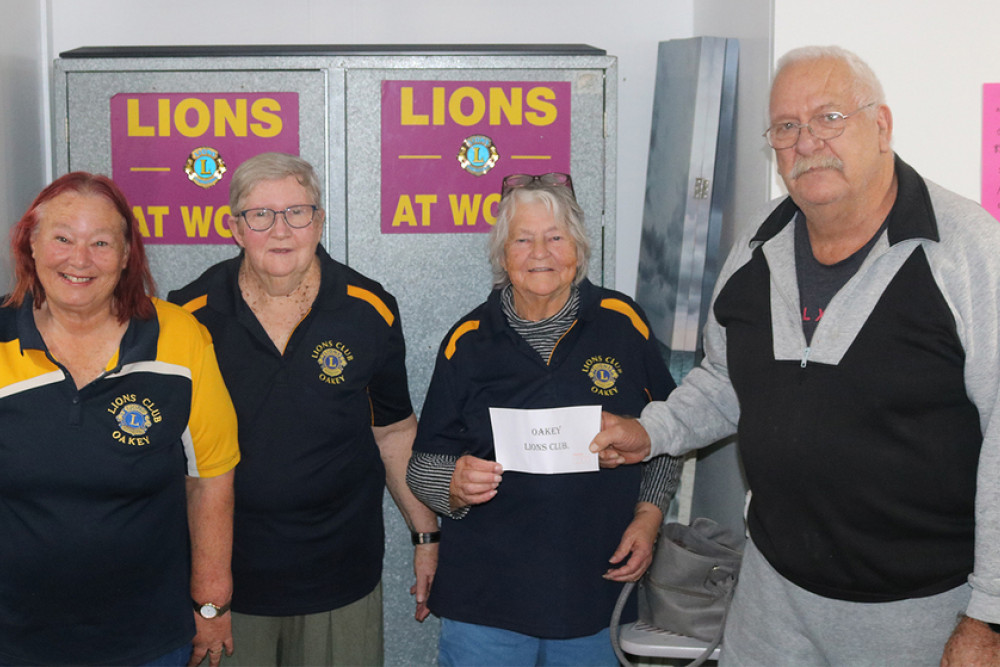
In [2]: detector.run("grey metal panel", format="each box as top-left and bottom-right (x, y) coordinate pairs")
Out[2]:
(635, 37), (734, 383)
(57, 67), (330, 295)
(701, 39), (739, 357)
(345, 66), (611, 417)
(342, 62), (613, 666)
(52, 51), (616, 667)
(692, 40), (748, 542)
(603, 61), (618, 290)
(634, 37), (748, 539)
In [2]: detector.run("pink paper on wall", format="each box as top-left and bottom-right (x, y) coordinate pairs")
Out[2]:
(380, 81), (571, 234)
(111, 92), (300, 244)
(982, 84), (1000, 223)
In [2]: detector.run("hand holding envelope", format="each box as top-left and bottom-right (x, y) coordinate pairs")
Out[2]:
(489, 405), (602, 474)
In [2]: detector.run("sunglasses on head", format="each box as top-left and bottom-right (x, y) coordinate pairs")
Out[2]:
(500, 172), (575, 198)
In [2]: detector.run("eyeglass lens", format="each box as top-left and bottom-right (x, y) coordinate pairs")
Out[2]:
(766, 103), (875, 149)
(767, 115), (846, 148)
(242, 205), (316, 231)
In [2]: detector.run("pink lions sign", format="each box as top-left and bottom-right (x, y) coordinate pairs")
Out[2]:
(984, 84), (1000, 223)
(381, 81), (571, 234)
(111, 92), (300, 244)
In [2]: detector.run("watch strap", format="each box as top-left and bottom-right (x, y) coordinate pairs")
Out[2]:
(411, 531), (441, 545)
(193, 599), (232, 617)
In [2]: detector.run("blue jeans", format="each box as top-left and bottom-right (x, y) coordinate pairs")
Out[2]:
(438, 619), (616, 667)
(140, 643), (192, 666)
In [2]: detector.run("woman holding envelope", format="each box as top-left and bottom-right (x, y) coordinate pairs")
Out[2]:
(407, 173), (682, 666)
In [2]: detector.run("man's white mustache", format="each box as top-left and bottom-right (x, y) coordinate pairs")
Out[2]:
(790, 156), (844, 179)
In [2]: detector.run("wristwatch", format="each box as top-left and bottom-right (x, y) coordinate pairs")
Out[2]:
(193, 599), (231, 619)
(411, 531), (441, 545)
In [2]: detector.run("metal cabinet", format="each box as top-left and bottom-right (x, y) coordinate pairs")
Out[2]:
(53, 45), (617, 666)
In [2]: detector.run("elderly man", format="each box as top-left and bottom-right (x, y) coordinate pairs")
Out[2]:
(592, 45), (1000, 665)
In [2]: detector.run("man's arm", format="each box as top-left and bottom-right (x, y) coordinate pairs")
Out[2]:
(374, 414), (440, 622)
(933, 187), (1000, 660)
(186, 470), (235, 667)
(589, 320), (741, 467)
(592, 227), (764, 467)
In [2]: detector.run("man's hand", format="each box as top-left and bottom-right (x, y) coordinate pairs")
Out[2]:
(941, 615), (1000, 666)
(589, 412), (653, 468)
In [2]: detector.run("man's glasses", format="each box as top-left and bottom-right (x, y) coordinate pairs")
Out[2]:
(763, 102), (877, 150)
(501, 173), (575, 198)
(239, 204), (318, 232)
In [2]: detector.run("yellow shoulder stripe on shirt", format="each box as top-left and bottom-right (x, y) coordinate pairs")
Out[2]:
(600, 298), (649, 339)
(445, 320), (480, 359)
(179, 294), (208, 314)
(347, 285), (394, 326)
(0, 338), (63, 399)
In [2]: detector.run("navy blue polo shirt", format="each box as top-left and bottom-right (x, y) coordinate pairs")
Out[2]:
(169, 245), (413, 615)
(414, 279), (675, 637)
(0, 296), (239, 665)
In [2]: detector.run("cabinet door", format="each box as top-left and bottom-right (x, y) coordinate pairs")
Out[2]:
(60, 67), (329, 295)
(346, 65), (613, 411)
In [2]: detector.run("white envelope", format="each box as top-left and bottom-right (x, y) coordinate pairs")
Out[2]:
(488, 405), (601, 474)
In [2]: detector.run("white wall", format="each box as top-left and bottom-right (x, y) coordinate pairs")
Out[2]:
(46, 0), (696, 297)
(0, 0), (48, 293)
(31, 1), (1000, 300)
(773, 0), (1000, 204)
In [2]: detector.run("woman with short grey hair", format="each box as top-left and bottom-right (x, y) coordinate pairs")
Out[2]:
(169, 152), (439, 666)
(407, 172), (682, 666)
(486, 173), (590, 288)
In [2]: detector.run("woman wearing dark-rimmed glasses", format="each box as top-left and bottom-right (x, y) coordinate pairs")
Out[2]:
(168, 152), (439, 666)
(407, 172), (682, 666)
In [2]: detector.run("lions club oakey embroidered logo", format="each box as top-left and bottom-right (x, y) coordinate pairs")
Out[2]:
(582, 355), (622, 396)
(312, 340), (354, 385)
(109, 393), (161, 446)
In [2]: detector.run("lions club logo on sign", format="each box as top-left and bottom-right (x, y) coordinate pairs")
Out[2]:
(582, 356), (622, 396)
(457, 135), (499, 176)
(109, 393), (161, 446)
(184, 146), (227, 189)
(312, 340), (354, 385)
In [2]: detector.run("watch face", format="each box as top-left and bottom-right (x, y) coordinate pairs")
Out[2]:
(199, 603), (219, 619)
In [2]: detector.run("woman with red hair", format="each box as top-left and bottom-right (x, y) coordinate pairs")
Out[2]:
(0, 172), (240, 666)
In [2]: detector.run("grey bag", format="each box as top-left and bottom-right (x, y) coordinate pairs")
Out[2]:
(611, 518), (743, 667)
(639, 518), (743, 641)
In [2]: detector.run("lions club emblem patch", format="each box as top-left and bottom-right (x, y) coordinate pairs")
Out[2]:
(312, 340), (354, 385)
(582, 356), (622, 396)
(108, 393), (160, 446)
(319, 348), (348, 378)
(116, 403), (152, 436)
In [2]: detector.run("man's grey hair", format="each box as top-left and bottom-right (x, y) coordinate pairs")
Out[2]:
(487, 184), (590, 289)
(774, 45), (886, 109)
(229, 152), (322, 215)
